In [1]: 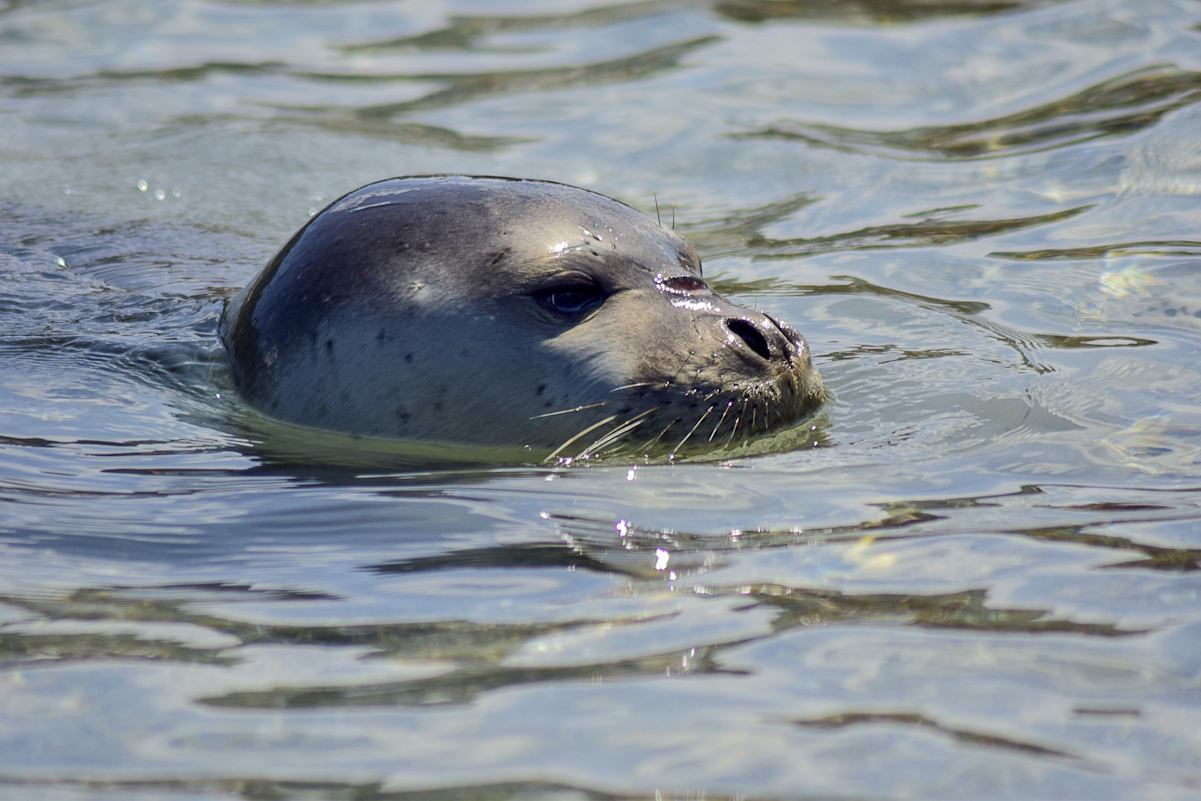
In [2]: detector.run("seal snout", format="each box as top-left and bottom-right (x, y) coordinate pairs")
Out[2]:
(763, 313), (810, 365)
(725, 318), (772, 361)
(724, 313), (807, 368)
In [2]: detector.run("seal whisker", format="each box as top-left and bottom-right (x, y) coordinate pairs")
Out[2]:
(582, 406), (662, 455)
(611, 381), (668, 393)
(582, 422), (643, 457)
(670, 405), (714, 458)
(726, 396), (750, 446)
(544, 413), (622, 463)
(642, 417), (681, 453)
(530, 398), (626, 419)
(709, 400), (734, 442)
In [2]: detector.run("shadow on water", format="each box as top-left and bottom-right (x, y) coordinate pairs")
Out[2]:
(0, 36), (719, 148)
(368, 482), (1201, 583)
(339, 35), (722, 118)
(0, 36), (721, 111)
(685, 195), (1094, 260)
(788, 711), (1078, 759)
(737, 66), (1201, 160)
(177, 113), (526, 152)
(714, 0), (1072, 23)
(0, 585), (644, 669)
(572, 483), (1201, 572)
(6, 480), (1188, 700)
(0, 573), (1140, 711)
(0, 62), (287, 99)
(334, 0), (1074, 55)
(198, 644), (745, 709)
(989, 240), (1201, 261)
(1, 0), (1102, 156)
(0, 778), (685, 801)
(338, 0), (706, 53)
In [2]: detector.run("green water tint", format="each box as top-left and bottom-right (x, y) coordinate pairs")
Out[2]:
(2, 0), (1201, 798)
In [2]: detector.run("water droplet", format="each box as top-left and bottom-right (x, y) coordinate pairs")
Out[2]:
(137, 180), (148, 192)
(155, 189), (166, 200)
(172, 188), (181, 198)
(56, 257), (66, 267)
(62, 187), (72, 195)
(309, 208), (318, 217)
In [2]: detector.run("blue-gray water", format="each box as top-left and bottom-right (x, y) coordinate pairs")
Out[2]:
(2, 0), (1201, 798)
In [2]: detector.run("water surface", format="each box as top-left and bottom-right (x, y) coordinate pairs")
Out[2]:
(2, 0), (1201, 798)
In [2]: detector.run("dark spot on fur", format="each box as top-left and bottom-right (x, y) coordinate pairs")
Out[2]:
(396, 408), (410, 424)
(377, 330), (386, 344)
(536, 383), (546, 396)
(487, 248), (509, 267)
(326, 339), (334, 354)
(405, 353), (413, 363)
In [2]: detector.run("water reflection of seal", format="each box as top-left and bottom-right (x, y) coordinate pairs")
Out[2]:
(219, 175), (823, 458)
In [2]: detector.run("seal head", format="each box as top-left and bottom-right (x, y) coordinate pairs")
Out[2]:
(220, 175), (823, 457)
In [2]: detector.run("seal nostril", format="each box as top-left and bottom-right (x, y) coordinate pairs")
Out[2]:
(727, 318), (771, 361)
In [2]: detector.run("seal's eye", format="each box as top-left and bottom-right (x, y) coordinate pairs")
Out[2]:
(534, 283), (606, 317)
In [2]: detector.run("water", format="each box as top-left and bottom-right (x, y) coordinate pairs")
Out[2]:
(2, 0), (1200, 798)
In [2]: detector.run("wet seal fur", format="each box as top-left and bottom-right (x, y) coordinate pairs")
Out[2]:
(219, 175), (823, 460)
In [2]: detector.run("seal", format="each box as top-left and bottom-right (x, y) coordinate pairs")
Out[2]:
(219, 175), (823, 459)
